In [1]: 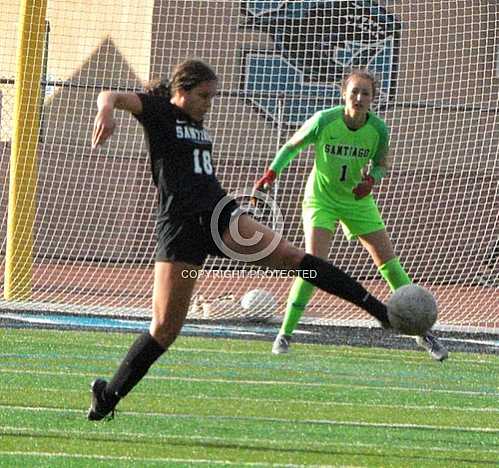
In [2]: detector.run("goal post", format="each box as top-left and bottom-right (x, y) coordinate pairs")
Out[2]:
(4, 0), (48, 300)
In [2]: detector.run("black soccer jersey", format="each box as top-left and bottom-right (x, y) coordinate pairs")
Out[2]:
(133, 93), (227, 218)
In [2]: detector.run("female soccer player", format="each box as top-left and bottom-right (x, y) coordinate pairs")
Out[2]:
(254, 69), (448, 361)
(87, 60), (395, 421)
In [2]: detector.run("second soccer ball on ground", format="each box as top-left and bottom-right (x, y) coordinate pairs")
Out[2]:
(240, 289), (277, 322)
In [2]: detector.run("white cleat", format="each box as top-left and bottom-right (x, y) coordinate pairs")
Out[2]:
(416, 332), (449, 361)
(272, 334), (292, 354)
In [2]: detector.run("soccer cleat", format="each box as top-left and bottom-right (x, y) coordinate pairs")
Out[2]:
(87, 379), (116, 421)
(415, 332), (449, 362)
(379, 318), (392, 330)
(272, 334), (292, 354)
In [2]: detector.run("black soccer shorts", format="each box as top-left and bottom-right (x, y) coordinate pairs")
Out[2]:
(155, 198), (244, 266)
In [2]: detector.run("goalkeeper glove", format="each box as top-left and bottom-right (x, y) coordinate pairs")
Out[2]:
(352, 174), (375, 200)
(254, 169), (276, 191)
(251, 169), (276, 205)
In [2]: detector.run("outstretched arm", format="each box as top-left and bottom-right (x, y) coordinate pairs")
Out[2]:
(270, 114), (318, 175)
(252, 113), (319, 198)
(252, 141), (304, 198)
(92, 92), (143, 148)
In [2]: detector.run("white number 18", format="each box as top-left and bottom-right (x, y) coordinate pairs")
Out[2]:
(193, 149), (213, 175)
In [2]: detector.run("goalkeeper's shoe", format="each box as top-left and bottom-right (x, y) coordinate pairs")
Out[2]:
(416, 332), (449, 362)
(87, 379), (117, 421)
(272, 334), (292, 354)
(379, 318), (392, 330)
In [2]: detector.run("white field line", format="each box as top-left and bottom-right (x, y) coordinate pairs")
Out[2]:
(1, 425), (499, 456)
(4, 339), (498, 367)
(2, 386), (498, 414)
(177, 346), (499, 366)
(1, 407), (498, 434)
(1, 368), (497, 397)
(0, 450), (312, 467)
(2, 353), (496, 389)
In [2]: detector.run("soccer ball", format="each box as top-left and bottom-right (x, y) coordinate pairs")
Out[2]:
(240, 289), (277, 322)
(387, 284), (438, 336)
(200, 297), (241, 319)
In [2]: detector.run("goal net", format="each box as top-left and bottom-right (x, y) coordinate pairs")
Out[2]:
(0, 0), (498, 333)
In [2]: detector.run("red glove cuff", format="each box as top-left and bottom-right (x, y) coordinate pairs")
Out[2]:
(264, 169), (277, 184)
(255, 169), (277, 189)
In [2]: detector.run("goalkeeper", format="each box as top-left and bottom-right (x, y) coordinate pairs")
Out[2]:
(254, 69), (448, 361)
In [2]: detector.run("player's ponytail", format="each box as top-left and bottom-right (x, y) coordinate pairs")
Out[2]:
(144, 60), (217, 98)
(144, 79), (172, 98)
(170, 59), (218, 94)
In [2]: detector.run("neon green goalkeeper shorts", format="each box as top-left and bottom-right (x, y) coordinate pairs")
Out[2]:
(302, 197), (386, 240)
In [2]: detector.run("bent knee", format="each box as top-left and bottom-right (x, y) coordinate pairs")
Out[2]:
(149, 321), (180, 348)
(150, 308), (188, 348)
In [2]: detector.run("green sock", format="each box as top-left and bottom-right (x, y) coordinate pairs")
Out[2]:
(280, 278), (316, 336)
(378, 257), (412, 292)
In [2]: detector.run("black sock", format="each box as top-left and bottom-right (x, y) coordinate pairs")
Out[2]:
(298, 254), (388, 323)
(104, 332), (165, 405)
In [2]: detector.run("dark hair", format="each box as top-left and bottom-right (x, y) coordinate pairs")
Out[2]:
(340, 69), (378, 98)
(144, 59), (218, 98)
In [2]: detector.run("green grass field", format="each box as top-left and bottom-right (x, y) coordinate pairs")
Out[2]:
(0, 327), (498, 467)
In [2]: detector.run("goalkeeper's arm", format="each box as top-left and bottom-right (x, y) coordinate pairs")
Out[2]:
(353, 144), (390, 200)
(369, 144), (390, 182)
(252, 142), (303, 195)
(252, 114), (318, 196)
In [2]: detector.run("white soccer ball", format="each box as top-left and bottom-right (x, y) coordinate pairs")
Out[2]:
(387, 284), (438, 336)
(201, 298), (241, 319)
(240, 289), (277, 322)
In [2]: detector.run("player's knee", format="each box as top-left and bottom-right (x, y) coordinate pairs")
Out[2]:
(149, 314), (184, 348)
(275, 244), (304, 270)
(149, 324), (179, 349)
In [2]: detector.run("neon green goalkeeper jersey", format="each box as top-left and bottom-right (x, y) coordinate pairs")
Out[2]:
(270, 106), (389, 206)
